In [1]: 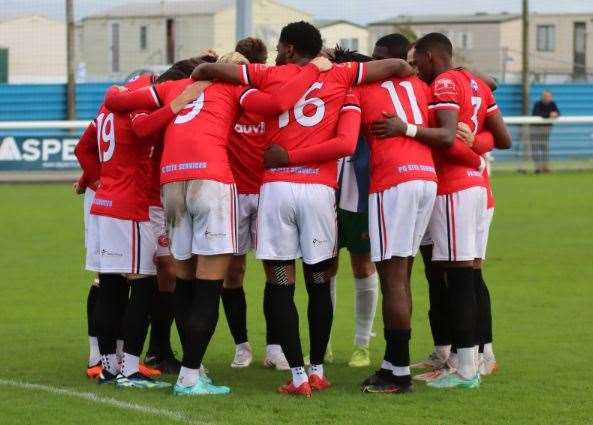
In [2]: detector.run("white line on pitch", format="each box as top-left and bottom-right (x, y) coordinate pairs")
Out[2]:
(0, 379), (212, 425)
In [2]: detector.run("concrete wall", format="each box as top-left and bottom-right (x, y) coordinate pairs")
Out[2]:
(320, 23), (369, 55)
(0, 16), (66, 83)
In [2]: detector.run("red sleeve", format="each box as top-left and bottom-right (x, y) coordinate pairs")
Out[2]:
(484, 89), (499, 117)
(239, 63), (321, 114)
(429, 73), (461, 112)
(74, 121), (100, 184)
(287, 94), (361, 165)
(440, 138), (482, 169)
(130, 106), (175, 139)
(238, 63), (273, 88)
(104, 84), (163, 112)
(472, 131), (495, 156)
(333, 62), (367, 87)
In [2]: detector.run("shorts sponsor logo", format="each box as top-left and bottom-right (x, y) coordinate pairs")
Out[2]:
(158, 235), (170, 247)
(101, 249), (123, 257)
(397, 164), (436, 174)
(205, 230), (227, 240)
(161, 162), (207, 174)
(93, 198), (113, 207)
(312, 238), (328, 246)
(269, 166), (320, 175)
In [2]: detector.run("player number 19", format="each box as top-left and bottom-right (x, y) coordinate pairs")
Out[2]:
(96, 112), (116, 163)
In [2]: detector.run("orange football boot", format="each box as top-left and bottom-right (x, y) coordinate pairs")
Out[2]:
(308, 374), (332, 391)
(277, 381), (312, 397)
(86, 362), (102, 379)
(139, 363), (162, 377)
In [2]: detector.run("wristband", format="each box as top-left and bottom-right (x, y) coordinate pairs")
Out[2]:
(405, 123), (418, 138)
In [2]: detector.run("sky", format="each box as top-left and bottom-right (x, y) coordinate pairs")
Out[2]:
(1, 0), (593, 24)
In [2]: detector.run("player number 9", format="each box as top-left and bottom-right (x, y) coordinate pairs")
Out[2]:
(279, 82), (325, 128)
(96, 112), (116, 163)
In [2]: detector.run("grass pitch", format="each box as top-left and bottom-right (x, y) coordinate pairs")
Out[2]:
(1, 172), (592, 425)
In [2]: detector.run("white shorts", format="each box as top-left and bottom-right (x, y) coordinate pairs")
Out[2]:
(83, 189), (100, 271)
(429, 186), (488, 262)
(86, 215), (157, 275)
(236, 193), (259, 255)
(149, 206), (171, 257)
(162, 180), (238, 260)
(369, 180), (437, 262)
(476, 207), (494, 260)
(256, 182), (337, 265)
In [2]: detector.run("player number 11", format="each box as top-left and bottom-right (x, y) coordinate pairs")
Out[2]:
(381, 80), (424, 125)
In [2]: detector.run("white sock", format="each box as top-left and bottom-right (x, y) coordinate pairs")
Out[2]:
(457, 347), (478, 379)
(266, 344), (282, 356)
(309, 363), (323, 378)
(392, 366), (411, 377)
(329, 275), (337, 312)
(483, 343), (495, 358)
(101, 354), (118, 375)
(381, 360), (394, 371)
(291, 366), (308, 386)
(177, 366), (200, 387)
(88, 337), (101, 366)
(237, 342), (251, 351)
(122, 353), (140, 377)
(354, 273), (378, 347)
(116, 339), (124, 361)
(435, 345), (451, 361)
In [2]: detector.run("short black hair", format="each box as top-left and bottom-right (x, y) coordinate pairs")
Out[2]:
(375, 33), (411, 60)
(156, 57), (205, 83)
(330, 46), (372, 64)
(415, 32), (453, 56)
(279, 21), (322, 58)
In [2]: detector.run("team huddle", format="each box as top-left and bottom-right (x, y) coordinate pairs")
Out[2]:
(75, 20), (512, 397)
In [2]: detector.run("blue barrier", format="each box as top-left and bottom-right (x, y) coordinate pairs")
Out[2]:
(2, 82), (593, 121)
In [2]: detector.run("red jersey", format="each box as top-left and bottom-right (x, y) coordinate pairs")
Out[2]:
(357, 76), (436, 193)
(465, 74), (499, 209)
(148, 138), (164, 206)
(148, 78), (249, 185)
(88, 104), (152, 221)
(429, 69), (488, 195)
(239, 61), (367, 188)
(228, 110), (266, 194)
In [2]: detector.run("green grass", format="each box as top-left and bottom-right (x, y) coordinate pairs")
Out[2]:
(1, 172), (592, 424)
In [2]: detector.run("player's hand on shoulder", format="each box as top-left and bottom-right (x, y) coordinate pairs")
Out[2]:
(456, 122), (474, 146)
(171, 82), (210, 113)
(263, 144), (289, 168)
(311, 56), (333, 73)
(370, 111), (407, 139)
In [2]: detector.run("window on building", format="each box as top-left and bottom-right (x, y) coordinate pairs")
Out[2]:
(459, 32), (472, 49)
(339, 38), (359, 51)
(140, 26), (148, 50)
(537, 25), (555, 52)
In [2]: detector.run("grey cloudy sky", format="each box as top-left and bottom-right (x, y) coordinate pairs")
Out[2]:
(1, 0), (592, 23)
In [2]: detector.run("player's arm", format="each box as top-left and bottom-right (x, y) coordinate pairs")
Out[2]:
(130, 83), (206, 139)
(240, 58), (332, 115)
(485, 111), (512, 150)
(74, 122), (100, 186)
(370, 108), (458, 148)
(103, 85), (163, 112)
(191, 63), (242, 84)
(266, 100), (361, 168)
(360, 59), (414, 84)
